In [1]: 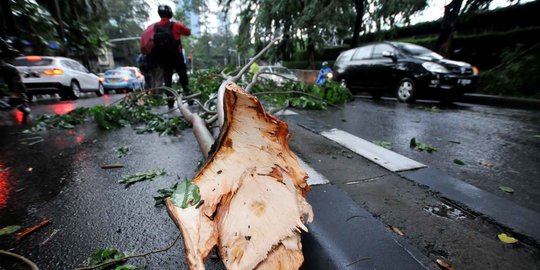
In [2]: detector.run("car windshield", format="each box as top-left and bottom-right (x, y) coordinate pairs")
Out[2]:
(394, 43), (443, 60)
(272, 67), (293, 75)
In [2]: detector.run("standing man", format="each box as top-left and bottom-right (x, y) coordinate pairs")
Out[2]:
(147, 4), (191, 108)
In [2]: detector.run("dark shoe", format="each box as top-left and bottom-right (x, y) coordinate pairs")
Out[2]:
(187, 100), (194, 105)
(167, 99), (175, 109)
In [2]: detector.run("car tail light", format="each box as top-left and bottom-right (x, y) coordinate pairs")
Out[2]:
(99, 77), (105, 82)
(472, 66), (479, 76)
(123, 76), (129, 81)
(44, 68), (63, 75)
(26, 56), (42, 61)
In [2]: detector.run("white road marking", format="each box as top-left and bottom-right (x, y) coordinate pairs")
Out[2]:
(297, 158), (330, 186)
(274, 109), (298, 116)
(320, 128), (426, 172)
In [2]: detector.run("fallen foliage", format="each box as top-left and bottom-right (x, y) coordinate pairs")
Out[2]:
(410, 137), (438, 153)
(119, 168), (167, 188)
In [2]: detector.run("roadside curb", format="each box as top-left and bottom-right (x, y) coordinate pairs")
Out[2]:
(352, 93), (540, 110)
(460, 94), (540, 110)
(302, 185), (435, 270)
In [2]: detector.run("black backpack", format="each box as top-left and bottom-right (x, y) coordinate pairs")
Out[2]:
(152, 22), (178, 58)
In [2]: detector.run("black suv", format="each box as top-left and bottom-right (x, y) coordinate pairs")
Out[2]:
(334, 42), (478, 103)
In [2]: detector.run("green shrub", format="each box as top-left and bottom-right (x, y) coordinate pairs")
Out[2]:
(477, 46), (540, 98)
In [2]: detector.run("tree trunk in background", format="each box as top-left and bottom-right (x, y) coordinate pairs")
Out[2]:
(0, 0), (23, 51)
(307, 30), (315, 69)
(436, 0), (463, 57)
(351, 0), (364, 48)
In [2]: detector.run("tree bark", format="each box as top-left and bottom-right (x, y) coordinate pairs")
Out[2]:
(351, 0), (364, 48)
(436, 0), (463, 57)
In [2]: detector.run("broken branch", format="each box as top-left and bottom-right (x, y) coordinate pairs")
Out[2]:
(0, 250), (39, 270)
(16, 220), (50, 240)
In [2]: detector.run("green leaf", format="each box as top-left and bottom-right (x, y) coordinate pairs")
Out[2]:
(119, 168), (167, 188)
(154, 183), (179, 206)
(410, 137), (417, 148)
(171, 179), (201, 209)
(498, 233), (519, 244)
(0, 225), (21, 236)
(372, 140), (392, 149)
(410, 138), (437, 153)
(115, 146), (129, 158)
(499, 186), (514, 194)
(82, 248), (141, 269)
(454, 159), (465, 165)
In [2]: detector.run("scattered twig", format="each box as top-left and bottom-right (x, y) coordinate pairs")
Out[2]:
(100, 164), (125, 169)
(0, 250), (39, 270)
(16, 220), (50, 240)
(74, 234), (181, 270)
(345, 257), (371, 267)
(18, 136), (43, 141)
(26, 139), (45, 146)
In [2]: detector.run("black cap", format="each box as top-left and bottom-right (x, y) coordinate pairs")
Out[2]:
(158, 5), (173, 19)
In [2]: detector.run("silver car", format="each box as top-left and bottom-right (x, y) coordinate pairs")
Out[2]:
(258, 66), (298, 84)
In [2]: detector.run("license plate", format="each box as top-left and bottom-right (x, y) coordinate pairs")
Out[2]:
(109, 78), (119, 82)
(458, 79), (471, 86)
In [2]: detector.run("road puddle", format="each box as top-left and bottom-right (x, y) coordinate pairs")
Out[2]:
(424, 202), (469, 220)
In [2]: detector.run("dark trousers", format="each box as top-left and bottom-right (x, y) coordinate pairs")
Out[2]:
(162, 52), (190, 96)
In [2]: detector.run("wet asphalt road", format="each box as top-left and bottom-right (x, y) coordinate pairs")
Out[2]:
(1, 93), (539, 269)
(0, 94), (225, 269)
(301, 97), (540, 213)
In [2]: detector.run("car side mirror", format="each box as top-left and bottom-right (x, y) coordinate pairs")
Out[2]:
(382, 51), (397, 62)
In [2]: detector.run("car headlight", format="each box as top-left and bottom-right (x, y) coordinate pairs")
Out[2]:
(326, 72), (333, 80)
(472, 66), (479, 76)
(422, 62), (449, 73)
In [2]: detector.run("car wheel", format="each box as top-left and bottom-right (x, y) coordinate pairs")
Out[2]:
(395, 78), (416, 103)
(69, 81), (81, 100)
(96, 83), (104, 96)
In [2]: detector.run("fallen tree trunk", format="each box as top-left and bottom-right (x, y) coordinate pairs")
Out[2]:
(166, 82), (313, 269)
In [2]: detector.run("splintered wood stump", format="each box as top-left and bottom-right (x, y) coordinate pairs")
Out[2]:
(166, 82), (313, 270)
